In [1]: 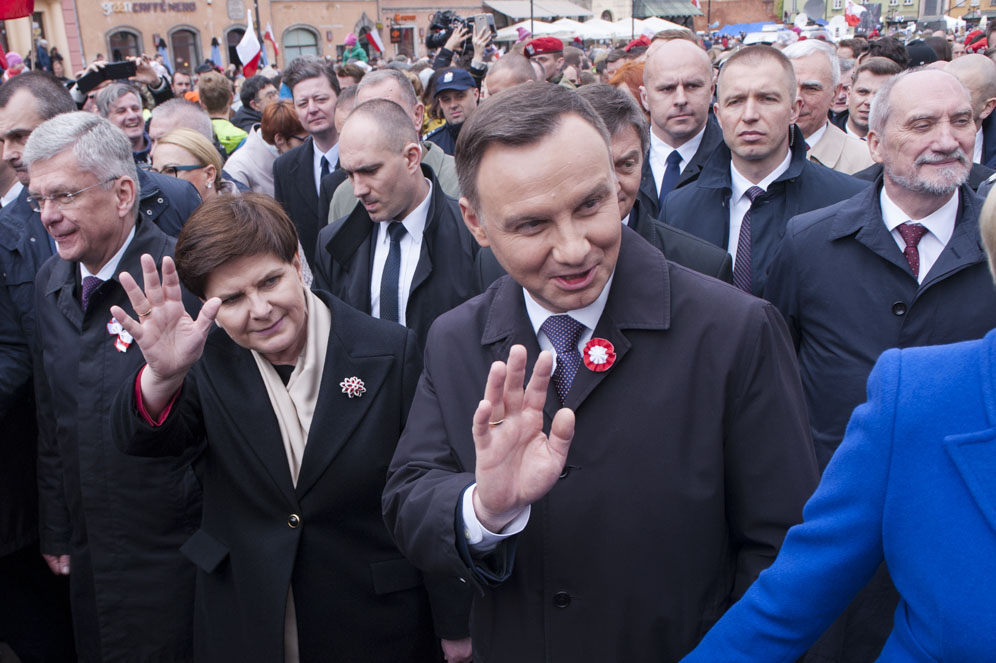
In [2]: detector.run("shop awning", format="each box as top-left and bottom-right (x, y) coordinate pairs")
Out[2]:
(634, 0), (703, 18)
(485, 0), (593, 19)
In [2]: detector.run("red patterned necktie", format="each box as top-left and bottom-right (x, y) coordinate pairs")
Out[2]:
(897, 223), (929, 279)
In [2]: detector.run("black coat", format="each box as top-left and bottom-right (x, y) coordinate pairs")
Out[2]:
(136, 167), (202, 237)
(853, 161), (995, 193)
(763, 179), (996, 470)
(383, 227), (819, 662)
(637, 116), (724, 221)
(982, 112), (996, 169)
(661, 128), (869, 295)
(34, 219), (201, 663)
(313, 166), (481, 352)
(114, 291), (462, 662)
(273, 137), (322, 267)
(230, 105), (261, 132)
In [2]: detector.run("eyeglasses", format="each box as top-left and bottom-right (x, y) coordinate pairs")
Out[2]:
(151, 164), (208, 178)
(26, 177), (118, 213)
(289, 135), (309, 143)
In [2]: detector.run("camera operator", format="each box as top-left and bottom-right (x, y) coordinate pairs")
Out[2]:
(430, 19), (492, 87)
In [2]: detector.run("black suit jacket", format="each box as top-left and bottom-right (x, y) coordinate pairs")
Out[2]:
(637, 116), (724, 221)
(273, 137), (321, 266)
(982, 113), (996, 169)
(853, 161), (995, 193)
(318, 166), (348, 230)
(313, 166), (481, 352)
(114, 291), (463, 662)
(661, 128), (869, 295)
(383, 227), (819, 662)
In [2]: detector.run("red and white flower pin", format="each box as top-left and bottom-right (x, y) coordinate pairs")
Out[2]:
(340, 376), (366, 398)
(582, 338), (615, 372)
(107, 317), (133, 353)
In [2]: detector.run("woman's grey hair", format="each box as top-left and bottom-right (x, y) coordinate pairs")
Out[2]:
(782, 39), (841, 88)
(95, 82), (143, 117)
(23, 112), (139, 212)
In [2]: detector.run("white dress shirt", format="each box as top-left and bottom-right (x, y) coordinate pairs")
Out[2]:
(312, 142), (339, 195)
(461, 272), (615, 552)
(369, 180), (432, 324)
(649, 126), (706, 196)
(880, 187), (957, 284)
(845, 122), (866, 141)
(805, 122), (829, 151)
(974, 127), (984, 164)
(727, 150), (792, 265)
(80, 225), (136, 283)
(1, 181), (22, 207)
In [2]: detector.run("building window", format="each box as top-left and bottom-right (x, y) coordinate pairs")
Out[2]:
(283, 27), (319, 62)
(225, 26), (246, 66)
(169, 27), (201, 72)
(889, 0), (898, 5)
(601, 9), (614, 20)
(832, 0), (842, 9)
(902, 0), (913, 4)
(108, 28), (142, 61)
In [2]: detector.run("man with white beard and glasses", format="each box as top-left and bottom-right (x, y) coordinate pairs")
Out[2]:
(762, 68), (996, 663)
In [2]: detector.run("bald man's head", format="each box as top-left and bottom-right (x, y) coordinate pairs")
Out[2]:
(946, 53), (996, 124)
(485, 54), (538, 97)
(640, 39), (714, 146)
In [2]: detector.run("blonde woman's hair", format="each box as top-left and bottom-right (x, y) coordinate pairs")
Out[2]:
(157, 128), (224, 190)
(980, 186), (996, 284)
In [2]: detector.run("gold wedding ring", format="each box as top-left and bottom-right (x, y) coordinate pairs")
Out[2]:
(488, 419), (504, 427)
(138, 309), (153, 318)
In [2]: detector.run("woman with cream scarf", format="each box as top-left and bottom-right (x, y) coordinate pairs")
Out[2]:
(110, 194), (469, 662)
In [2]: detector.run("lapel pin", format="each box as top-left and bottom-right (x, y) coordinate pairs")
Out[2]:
(582, 338), (615, 372)
(107, 317), (133, 353)
(340, 376), (366, 398)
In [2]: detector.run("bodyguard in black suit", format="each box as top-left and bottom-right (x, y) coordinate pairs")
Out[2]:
(383, 81), (818, 663)
(273, 57), (342, 267)
(638, 39), (725, 220)
(661, 46), (868, 295)
(313, 100), (480, 352)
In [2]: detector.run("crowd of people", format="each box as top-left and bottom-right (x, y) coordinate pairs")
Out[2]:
(1, 18), (995, 663)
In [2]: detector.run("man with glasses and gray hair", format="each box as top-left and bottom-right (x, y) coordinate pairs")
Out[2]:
(29, 112), (201, 663)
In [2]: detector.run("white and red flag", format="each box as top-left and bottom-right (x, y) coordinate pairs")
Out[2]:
(236, 11), (262, 76)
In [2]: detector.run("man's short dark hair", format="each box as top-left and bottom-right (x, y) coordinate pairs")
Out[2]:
(652, 29), (698, 44)
(575, 83), (649, 155)
(0, 71), (76, 119)
(455, 83), (610, 210)
(605, 48), (628, 65)
(283, 56), (341, 96)
(837, 38), (868, 57)
(337, 63), (366, 84)
(239, 75), (272, 108)
(867, 37), (909, 69)
(853, 56), (903, 83)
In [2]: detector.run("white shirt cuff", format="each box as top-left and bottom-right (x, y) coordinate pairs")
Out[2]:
(460, 483), (530, 554)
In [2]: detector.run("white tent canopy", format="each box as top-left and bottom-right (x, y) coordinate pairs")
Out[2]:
(575, 18), (619, 40)
(495, 19), (554, 41)
(547, 17), (586, 38)
(638, 16), (689, 36)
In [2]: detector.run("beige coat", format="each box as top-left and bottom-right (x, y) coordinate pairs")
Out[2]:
(807, 123), (875, 175)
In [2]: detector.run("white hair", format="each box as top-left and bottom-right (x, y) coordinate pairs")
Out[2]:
(782, 39), (841, 88)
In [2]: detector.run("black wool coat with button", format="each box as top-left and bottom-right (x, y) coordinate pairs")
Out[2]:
(383, 227), (819, 663)
(762, 178), (996, 470)
(113, 290), (463, 663)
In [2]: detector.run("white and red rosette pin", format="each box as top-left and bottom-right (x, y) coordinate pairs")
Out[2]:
(339, 376), (366, 398)
(582, 338), (615, 372)
(107, 317), (133, 353)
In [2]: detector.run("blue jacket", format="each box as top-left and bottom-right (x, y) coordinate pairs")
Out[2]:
(660, 127), (868, 295)
(682, 331), (996, 662)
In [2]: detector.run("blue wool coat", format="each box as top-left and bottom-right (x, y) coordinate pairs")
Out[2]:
(682, 331), (996, 662)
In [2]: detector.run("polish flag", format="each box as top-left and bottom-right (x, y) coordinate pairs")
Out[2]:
(264, 23), (280, 58)
(690, 0), (701, 10)
(0, 0), (33, 20)
(844, 0), (866, 27)
(366, 29), (384, 54)
(236, 11), (262, 76)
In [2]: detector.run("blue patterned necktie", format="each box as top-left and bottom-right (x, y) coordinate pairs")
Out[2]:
(540, 315), (586, 403)
(732, 186), (764, 294)
(81, 275), (102, 312)
(657, 149), (683, 209)
(379, 222), (407, 323)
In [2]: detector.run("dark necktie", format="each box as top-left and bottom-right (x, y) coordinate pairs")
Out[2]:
(657, 150), (683, 209)
(81, 275), (102, 312)
(732, 186), (765, 294)
(320, 155), (330, 181)
(897, 222), (929, 279)
(379, 222), (407, 323)
(540, 315), (586, 404)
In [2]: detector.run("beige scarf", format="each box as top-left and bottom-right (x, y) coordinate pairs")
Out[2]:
(250, 287), (331, 663)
